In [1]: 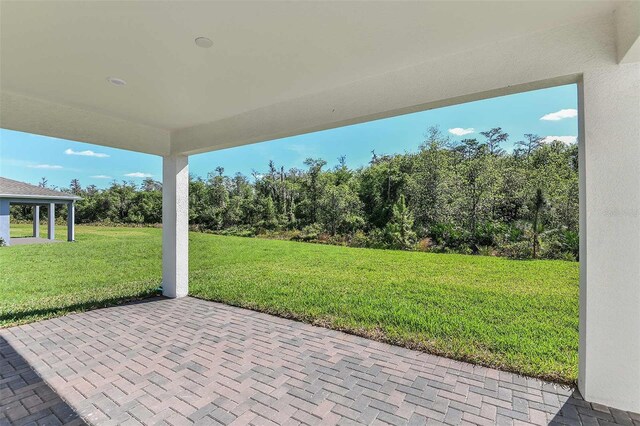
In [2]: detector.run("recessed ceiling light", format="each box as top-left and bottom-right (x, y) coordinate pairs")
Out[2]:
(195, 37), (213, 48)
(106, 77), (126, 87)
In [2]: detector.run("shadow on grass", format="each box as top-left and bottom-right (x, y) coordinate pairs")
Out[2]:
(0, 336), (86, 425)
(0, 289), (161, 328)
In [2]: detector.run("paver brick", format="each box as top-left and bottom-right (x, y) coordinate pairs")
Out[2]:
(2, 297), (639, 425)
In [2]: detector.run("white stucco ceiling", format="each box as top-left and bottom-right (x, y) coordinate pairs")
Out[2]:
(0, 0), (640, 155)
(0, 1), (635, 156)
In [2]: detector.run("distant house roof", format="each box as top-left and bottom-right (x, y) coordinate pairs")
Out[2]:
(0, 177), (81, 201)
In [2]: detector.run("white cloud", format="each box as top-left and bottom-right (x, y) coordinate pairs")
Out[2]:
(542, 135), (577, 145)
(448, 127), (475, 136)
(28, 164), (63, 169)
(65, 148), (110, 158)
(540, 108), (577, 121)
(286, 143), (310, 154)
(90, 175), (112, 179)
(124, 172), (153, 178)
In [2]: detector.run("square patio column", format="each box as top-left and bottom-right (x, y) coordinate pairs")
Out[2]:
(579, 62), (640, 412)
(162, 154), (189, 298)
(47, 203), (55, 240)
(33, 205), (40, 237)
(0, 200), (10, 246)
(67, 202), (75, 242)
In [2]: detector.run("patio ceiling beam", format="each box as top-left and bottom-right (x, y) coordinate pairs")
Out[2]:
(3, 10), (622, 159)
(0, 91), (171, 156)
(615, 1), (640, 64)
(170, 13), (609, 156)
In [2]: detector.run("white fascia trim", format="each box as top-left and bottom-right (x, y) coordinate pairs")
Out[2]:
(0, 194), (81, 201)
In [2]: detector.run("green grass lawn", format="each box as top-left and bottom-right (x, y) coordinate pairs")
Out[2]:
(2, 224), (162, 326)
(1, 224), (579, 384)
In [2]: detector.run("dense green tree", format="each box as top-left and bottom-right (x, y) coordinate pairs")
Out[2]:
(13, 126), (579, 260)
(302, 158), (327, 224)
(359, 155), (411, 228)
(480, 127), (509, 156)
(319, 182), (363, 236)
(531, 188), (546, 259)
(410, 127), (456, 228)
(516, 134), (544, 157)
(69, 179), (82, 194)
(386, 195), (416, 250)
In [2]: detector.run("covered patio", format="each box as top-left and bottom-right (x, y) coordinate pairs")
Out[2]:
(1, 0), (639, 422)
(3, 297), (639, 425)
(0, 177), (80, 246)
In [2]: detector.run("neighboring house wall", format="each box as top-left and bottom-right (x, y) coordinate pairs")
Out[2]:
(0, 200), (10, 245)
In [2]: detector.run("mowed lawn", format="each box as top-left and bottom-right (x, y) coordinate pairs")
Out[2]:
(1, 224), (579, 384)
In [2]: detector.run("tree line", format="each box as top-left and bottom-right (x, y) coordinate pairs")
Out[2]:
(11, 127), (579, 260)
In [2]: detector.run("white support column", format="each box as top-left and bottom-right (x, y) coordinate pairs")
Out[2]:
(67, 202), (75, 242)
(47, 203), (55, 240)
(33, 205), (40, 237)
(0, 200), (10, 246)
(579, 62), (640, 413)
(162, 154), (189, 298)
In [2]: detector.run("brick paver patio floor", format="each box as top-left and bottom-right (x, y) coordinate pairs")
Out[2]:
(1, 297), (639, 425)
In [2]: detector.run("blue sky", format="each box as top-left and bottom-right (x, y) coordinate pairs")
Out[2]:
(0, 84), (577, 189)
